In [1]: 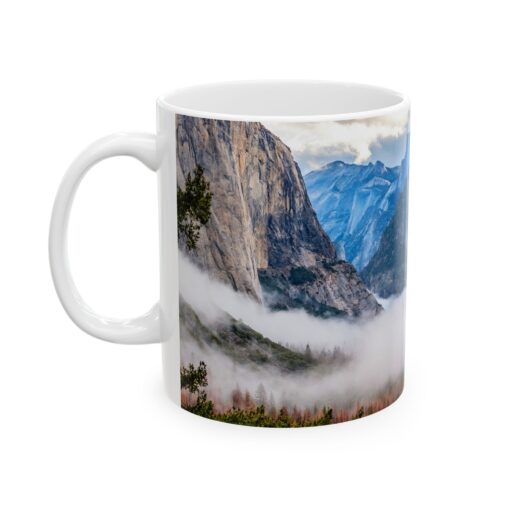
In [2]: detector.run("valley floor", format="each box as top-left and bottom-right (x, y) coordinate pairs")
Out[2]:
(181, 370), (404, 427)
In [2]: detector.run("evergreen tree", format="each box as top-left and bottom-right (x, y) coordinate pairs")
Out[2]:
(177, 166), (213, 250)
(304, 343), (313, 362)
(180, 361), (213, 418)
(255, 383), (267, 407)
(180, 361), (208, 393)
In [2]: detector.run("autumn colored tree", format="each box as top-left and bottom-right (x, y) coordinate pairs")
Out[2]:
(244, 390), (253, 409)
(292, 406), (302, 424)
(231, 385), (242, 408)
(269, 392), (276, 418)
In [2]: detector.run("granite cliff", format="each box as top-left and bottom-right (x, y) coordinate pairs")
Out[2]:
(176, 115), (380, 317)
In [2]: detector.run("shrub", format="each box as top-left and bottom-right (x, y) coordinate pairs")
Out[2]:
(289, 267), (316, 285)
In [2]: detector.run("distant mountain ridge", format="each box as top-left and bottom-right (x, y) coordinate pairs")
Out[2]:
(304, 150), (409, 272)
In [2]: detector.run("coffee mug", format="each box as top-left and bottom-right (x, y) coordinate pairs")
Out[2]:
(50, 81), (410, 427)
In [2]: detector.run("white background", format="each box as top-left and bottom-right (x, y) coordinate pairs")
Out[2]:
(1, 1), (509, 508)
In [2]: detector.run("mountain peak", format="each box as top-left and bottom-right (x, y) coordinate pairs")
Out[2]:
(369, 160), (386, 172)
(321, 160), (345, 172)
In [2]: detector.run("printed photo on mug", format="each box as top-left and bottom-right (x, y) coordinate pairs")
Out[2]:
(175, 105), (409, 426)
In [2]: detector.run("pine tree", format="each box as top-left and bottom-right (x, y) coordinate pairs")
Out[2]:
(177, 165), (213, 250)
(180, 361), (213, 418)
(304, 343), (313, 362)
(255, 383), (267, 407)
(180, 361), (208, 393)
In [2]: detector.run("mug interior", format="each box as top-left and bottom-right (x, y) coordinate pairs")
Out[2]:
(158, 80), (407, 120)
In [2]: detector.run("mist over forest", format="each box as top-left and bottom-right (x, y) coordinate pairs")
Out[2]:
(180, 255), (405, 411)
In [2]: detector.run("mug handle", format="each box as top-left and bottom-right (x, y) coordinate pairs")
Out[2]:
(49, 133), (160, 344)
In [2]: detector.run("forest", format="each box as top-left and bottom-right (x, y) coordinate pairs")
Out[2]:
(181, 361), (403, 427)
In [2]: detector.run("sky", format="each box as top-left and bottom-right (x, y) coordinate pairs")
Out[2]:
(265, 110), (409, 174)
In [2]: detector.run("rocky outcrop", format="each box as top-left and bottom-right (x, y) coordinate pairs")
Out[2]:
(176, 115), (379, 317)
(259, 260), (381, 318)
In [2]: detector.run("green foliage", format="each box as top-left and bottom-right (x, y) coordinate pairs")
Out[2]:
(180, 361), (208, 393)
(187, 392), (214, 418)
(177, 166), (213, 250)
(315, 408), (334, 425)
(257, 272), (282, 293)
(289, 266), (317, 285)
(180, 361), (214, 419)
(213, 405), (334, 428)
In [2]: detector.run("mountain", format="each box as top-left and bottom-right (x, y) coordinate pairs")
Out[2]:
(360, 183), (408, 298)
(176, 116), (380, 318)
(304, 156), (408, 272)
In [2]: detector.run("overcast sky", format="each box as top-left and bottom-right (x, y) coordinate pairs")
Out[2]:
(265, 110), (409, 173)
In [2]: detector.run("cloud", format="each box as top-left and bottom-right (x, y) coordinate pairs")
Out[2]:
(265, 110), (409, 171)
(179, 255), (405, 409)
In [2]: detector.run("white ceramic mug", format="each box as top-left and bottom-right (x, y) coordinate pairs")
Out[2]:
(50, 81), (410, 427)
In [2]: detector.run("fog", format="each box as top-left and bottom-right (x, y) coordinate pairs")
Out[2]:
(179, 255), (405, 410)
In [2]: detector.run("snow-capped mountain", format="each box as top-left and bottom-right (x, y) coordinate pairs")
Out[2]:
(304, 154), (408, 272)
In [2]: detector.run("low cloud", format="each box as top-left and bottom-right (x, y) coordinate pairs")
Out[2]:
(265, 110), (409, 171)
(179, 256), (405, 410)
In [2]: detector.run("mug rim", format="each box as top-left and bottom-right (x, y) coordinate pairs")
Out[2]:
(157, 79), (410, 123)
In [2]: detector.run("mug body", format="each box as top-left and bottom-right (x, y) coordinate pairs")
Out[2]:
(157, 81), (410, 427)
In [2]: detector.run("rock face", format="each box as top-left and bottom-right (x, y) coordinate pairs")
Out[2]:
(259, 260), (381, 318)
(360, 184), (408, 298)
(176, 115), (379, 317)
